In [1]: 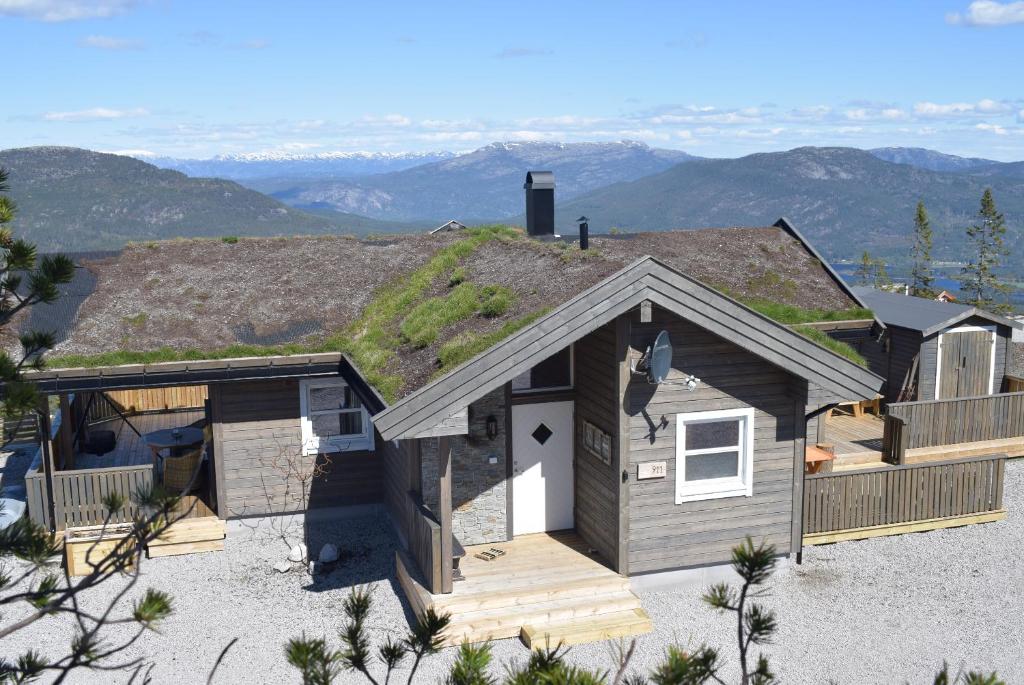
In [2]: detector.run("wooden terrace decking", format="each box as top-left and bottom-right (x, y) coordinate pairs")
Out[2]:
(823, 412), (885, 463)
(73, 410), (205, 470)
(397, 530), (651, 647)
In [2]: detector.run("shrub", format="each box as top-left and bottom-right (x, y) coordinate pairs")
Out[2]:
(221, 236), (239, 244)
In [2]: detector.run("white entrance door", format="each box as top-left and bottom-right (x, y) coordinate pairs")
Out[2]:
(511, 401), (574, 536)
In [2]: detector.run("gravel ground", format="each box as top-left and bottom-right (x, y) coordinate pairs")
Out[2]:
(5, 461), (1023, 684)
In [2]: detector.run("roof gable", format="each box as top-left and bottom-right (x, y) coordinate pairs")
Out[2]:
(373, 257), (883, 440)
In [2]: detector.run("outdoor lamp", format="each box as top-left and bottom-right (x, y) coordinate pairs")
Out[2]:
(486, 415), (499, 440)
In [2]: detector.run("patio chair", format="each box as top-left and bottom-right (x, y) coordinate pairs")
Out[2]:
(162, 446), (204, 494)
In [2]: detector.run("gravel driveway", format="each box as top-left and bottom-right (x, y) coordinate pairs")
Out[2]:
(5, 460), (1022, 684)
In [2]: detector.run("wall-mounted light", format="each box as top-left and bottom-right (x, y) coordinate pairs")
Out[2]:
(486, 415), (499, 441)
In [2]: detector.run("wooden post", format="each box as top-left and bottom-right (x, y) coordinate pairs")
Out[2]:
(614, 313), (631, 576)
(791, 396), (806, 560)
(37, 398), (58, 532)
(58, 394), (74, 470)
(437, 436), (454, 594)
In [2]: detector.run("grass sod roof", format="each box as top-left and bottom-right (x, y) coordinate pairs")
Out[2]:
(49, 225), (870, 402)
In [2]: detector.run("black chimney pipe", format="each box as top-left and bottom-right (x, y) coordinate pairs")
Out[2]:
(577, 216), (589, 250)
(524, 171), (555, 236)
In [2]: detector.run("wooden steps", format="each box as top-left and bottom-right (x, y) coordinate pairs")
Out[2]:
(147, 516), (225, 558)
(398, 531), (652, 648)
(521, 608), (653, 648)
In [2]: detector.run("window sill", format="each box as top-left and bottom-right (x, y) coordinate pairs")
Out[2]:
(676, 487), (751, 504)
(302, 438), (374, 456)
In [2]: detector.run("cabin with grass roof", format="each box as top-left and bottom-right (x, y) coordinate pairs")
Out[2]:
(9, 175), (1017, 648)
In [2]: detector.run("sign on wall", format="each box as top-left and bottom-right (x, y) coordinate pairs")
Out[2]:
(637, 461), (667, 480)
(582, 419), (612, 465)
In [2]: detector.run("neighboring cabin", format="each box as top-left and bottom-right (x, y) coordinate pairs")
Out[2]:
(852, 286), (1018, 403)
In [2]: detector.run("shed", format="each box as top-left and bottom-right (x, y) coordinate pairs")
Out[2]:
(852, 287), (1023, 402)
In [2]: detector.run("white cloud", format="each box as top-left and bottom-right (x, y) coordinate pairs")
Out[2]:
(976, 123), (1010, 135)
(947, 0), (1024, 26)
(44, 107), (149, 121)
(0, 0), (135, 21)
(79, 34), (145, 50)
(913, 98), (1013, 117)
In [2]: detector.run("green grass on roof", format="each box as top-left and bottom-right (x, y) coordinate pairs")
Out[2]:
(733, 296), (873, 325)
(791, 325), (868, 367)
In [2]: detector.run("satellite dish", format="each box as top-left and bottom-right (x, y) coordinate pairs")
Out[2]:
(648, 330), (673, 384)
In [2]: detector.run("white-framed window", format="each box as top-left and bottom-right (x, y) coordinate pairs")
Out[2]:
(675, 407), (754, 504)
(299, 378), (374, 455)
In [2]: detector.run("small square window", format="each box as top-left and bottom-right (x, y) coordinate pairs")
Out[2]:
(301, 378), (374, 455)
(531, 423), (553, 445)
(676, 408), (754, 503)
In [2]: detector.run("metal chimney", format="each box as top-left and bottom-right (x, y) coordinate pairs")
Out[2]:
(524, 171), (555, 236)
(577, 216), (589, 250)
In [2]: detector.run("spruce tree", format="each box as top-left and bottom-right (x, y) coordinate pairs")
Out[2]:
(910, 200), (935, 297)
(959, 188), (1011, 313)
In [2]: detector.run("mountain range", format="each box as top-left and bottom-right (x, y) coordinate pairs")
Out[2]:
(149, 150), (456, 180)
(551, 147), (1024, 268)
(241, 141), (697, 221)
(2, 143), (1023, 273)
(0, 147), (423, 251)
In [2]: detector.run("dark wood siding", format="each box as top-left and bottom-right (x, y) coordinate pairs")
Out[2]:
(626, 307), (799, 574)
(826, 325), (887, 380)
(886, 326), (925, 402)
(572, 323), (620, 566)
(210, 379), (382, 517)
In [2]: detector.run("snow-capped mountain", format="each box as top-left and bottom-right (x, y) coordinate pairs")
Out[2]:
(144, 150), (459, 180)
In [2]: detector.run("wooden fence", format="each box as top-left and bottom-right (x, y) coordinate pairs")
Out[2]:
(884, 391), (1024, 463)
(49, 465), (155, 530)
(803, 454), (1005, 543)
(2, 414), (38, 445)
(404, 490), (443, 594)
(24, 454), (50, 531)
(105, 386), (208, 413)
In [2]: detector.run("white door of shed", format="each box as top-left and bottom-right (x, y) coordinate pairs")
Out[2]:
(511, 401), (574, 536)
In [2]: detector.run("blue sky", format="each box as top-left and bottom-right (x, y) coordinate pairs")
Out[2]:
(2, 0), (1024, 159)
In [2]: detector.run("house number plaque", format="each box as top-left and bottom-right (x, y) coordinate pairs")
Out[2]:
(637, 461), (667, 480)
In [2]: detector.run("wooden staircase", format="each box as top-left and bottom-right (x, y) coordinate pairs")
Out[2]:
(397, 531), (652, 647)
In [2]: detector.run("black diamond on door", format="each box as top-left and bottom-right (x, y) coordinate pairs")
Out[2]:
(531, 423), (553, 445)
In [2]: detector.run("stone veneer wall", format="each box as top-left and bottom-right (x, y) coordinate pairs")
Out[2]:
(421, 386), (508, 546)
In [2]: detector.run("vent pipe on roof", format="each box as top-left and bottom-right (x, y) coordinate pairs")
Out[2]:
(524, 171), (555, 236)
(577, 216), (589, 250)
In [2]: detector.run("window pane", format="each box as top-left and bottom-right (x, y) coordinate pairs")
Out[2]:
(311, 413), (340, 438)
(338, 411), (364, 437)
(311, 411), (364, 440)
(685, 450), (739, 481)
(685, 420), (739, 451)
(512, 347), (571, 391)
(310, 384), (362, 412)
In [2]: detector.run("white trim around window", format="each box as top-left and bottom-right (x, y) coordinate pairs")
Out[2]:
(299, 378), (374, 455)
(675, 407), (755, 504)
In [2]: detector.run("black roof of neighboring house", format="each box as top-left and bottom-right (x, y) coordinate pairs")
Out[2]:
(851, 286), (1022, 337)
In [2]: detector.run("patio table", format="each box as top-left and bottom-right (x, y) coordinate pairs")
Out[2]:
(144, 426), (204, 467)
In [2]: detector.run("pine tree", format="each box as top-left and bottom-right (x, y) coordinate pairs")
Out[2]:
(853, 250), (891, 289)
(854, 251), (875, 286)
(959, 188), (1011, 313)
(910, 200), (935, 297)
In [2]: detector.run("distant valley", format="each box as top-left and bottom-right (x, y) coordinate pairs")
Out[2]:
(1, 143), (1022, 275)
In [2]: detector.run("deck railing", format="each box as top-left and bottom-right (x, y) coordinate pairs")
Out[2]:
(803, 453), (1005, 538)
(25, 461), (155, 531)
(883, 391), (1024, 463)
(404, 490), (443, 594)
(50, 464), (155, 530)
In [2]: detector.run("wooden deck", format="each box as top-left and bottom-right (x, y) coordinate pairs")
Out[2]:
(397, 530), (651, 648)
(74, 410), (205, 470)
(823, 412), (885, 462)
